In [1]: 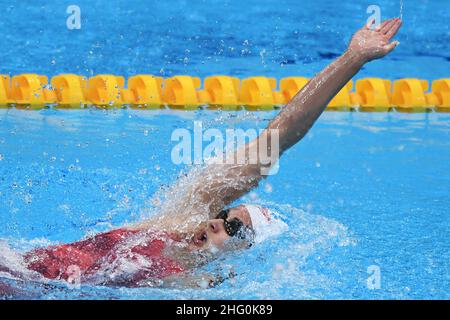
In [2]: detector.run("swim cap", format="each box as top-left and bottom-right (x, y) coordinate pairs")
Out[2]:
(243, 204), (288, 244)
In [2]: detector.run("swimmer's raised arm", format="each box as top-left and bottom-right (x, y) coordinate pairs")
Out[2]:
(267, 18), (402, 154)
(199, 18), (403, 210)
(135, 18), (402, 229)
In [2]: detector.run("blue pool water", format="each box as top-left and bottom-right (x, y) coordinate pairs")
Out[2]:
(0, 0), (449, 299)
(1, 109), (449, 299)
(0, 0), (449, 80)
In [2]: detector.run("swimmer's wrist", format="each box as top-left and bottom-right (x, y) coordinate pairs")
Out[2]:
(343, 49), (368, 66)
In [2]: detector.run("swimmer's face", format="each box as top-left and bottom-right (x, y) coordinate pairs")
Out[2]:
(191, 205), (253, 251)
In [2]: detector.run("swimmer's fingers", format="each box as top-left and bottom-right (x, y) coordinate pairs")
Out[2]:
(383, 41), (400, 54)
(380, 18), (397, 34)
(385, 18), (402, 39)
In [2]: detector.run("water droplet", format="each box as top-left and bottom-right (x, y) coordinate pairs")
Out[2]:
(24, 194), (33, 204)
(264, 183), (273, 193)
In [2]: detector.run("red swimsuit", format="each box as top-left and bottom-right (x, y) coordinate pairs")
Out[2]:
(23, 229), (184, 285)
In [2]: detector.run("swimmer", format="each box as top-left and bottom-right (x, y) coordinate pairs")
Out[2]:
(18, 18), (402, 288)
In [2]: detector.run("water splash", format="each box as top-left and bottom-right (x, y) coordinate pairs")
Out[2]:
(0, 241), (42, 282)
(0, 201), (354, 298)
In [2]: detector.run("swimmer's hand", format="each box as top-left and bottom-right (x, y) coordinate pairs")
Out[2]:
(348, 18), (402, 62)
(160, 271), (236, 289)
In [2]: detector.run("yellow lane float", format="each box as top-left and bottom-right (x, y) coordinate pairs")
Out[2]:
(127, 75), (164, 108)
(392, 78), (433, 112)
(163, 75), (202, 109)
(11, 74), (56, 109)
(240, 77), (285, 110)
(200, 76), (241, 110)
(429, 79), (450, 112)
(86, 74), (125, 107)
(51, 74), (87, 108)
(355, 78), (392, 112)
(1, 74), (449, 112)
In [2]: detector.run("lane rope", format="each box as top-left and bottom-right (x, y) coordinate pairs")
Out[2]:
(1, 74), (449, 112)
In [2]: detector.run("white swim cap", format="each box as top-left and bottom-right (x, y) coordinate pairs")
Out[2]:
(243, 204), (288, 244)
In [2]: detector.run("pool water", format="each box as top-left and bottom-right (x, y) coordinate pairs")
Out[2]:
(0, 109), (449, 299)
(0, 0), (449, 299)
(0, 0), (448, 80)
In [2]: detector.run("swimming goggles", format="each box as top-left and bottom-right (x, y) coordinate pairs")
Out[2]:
(216, 209), (254, 241)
